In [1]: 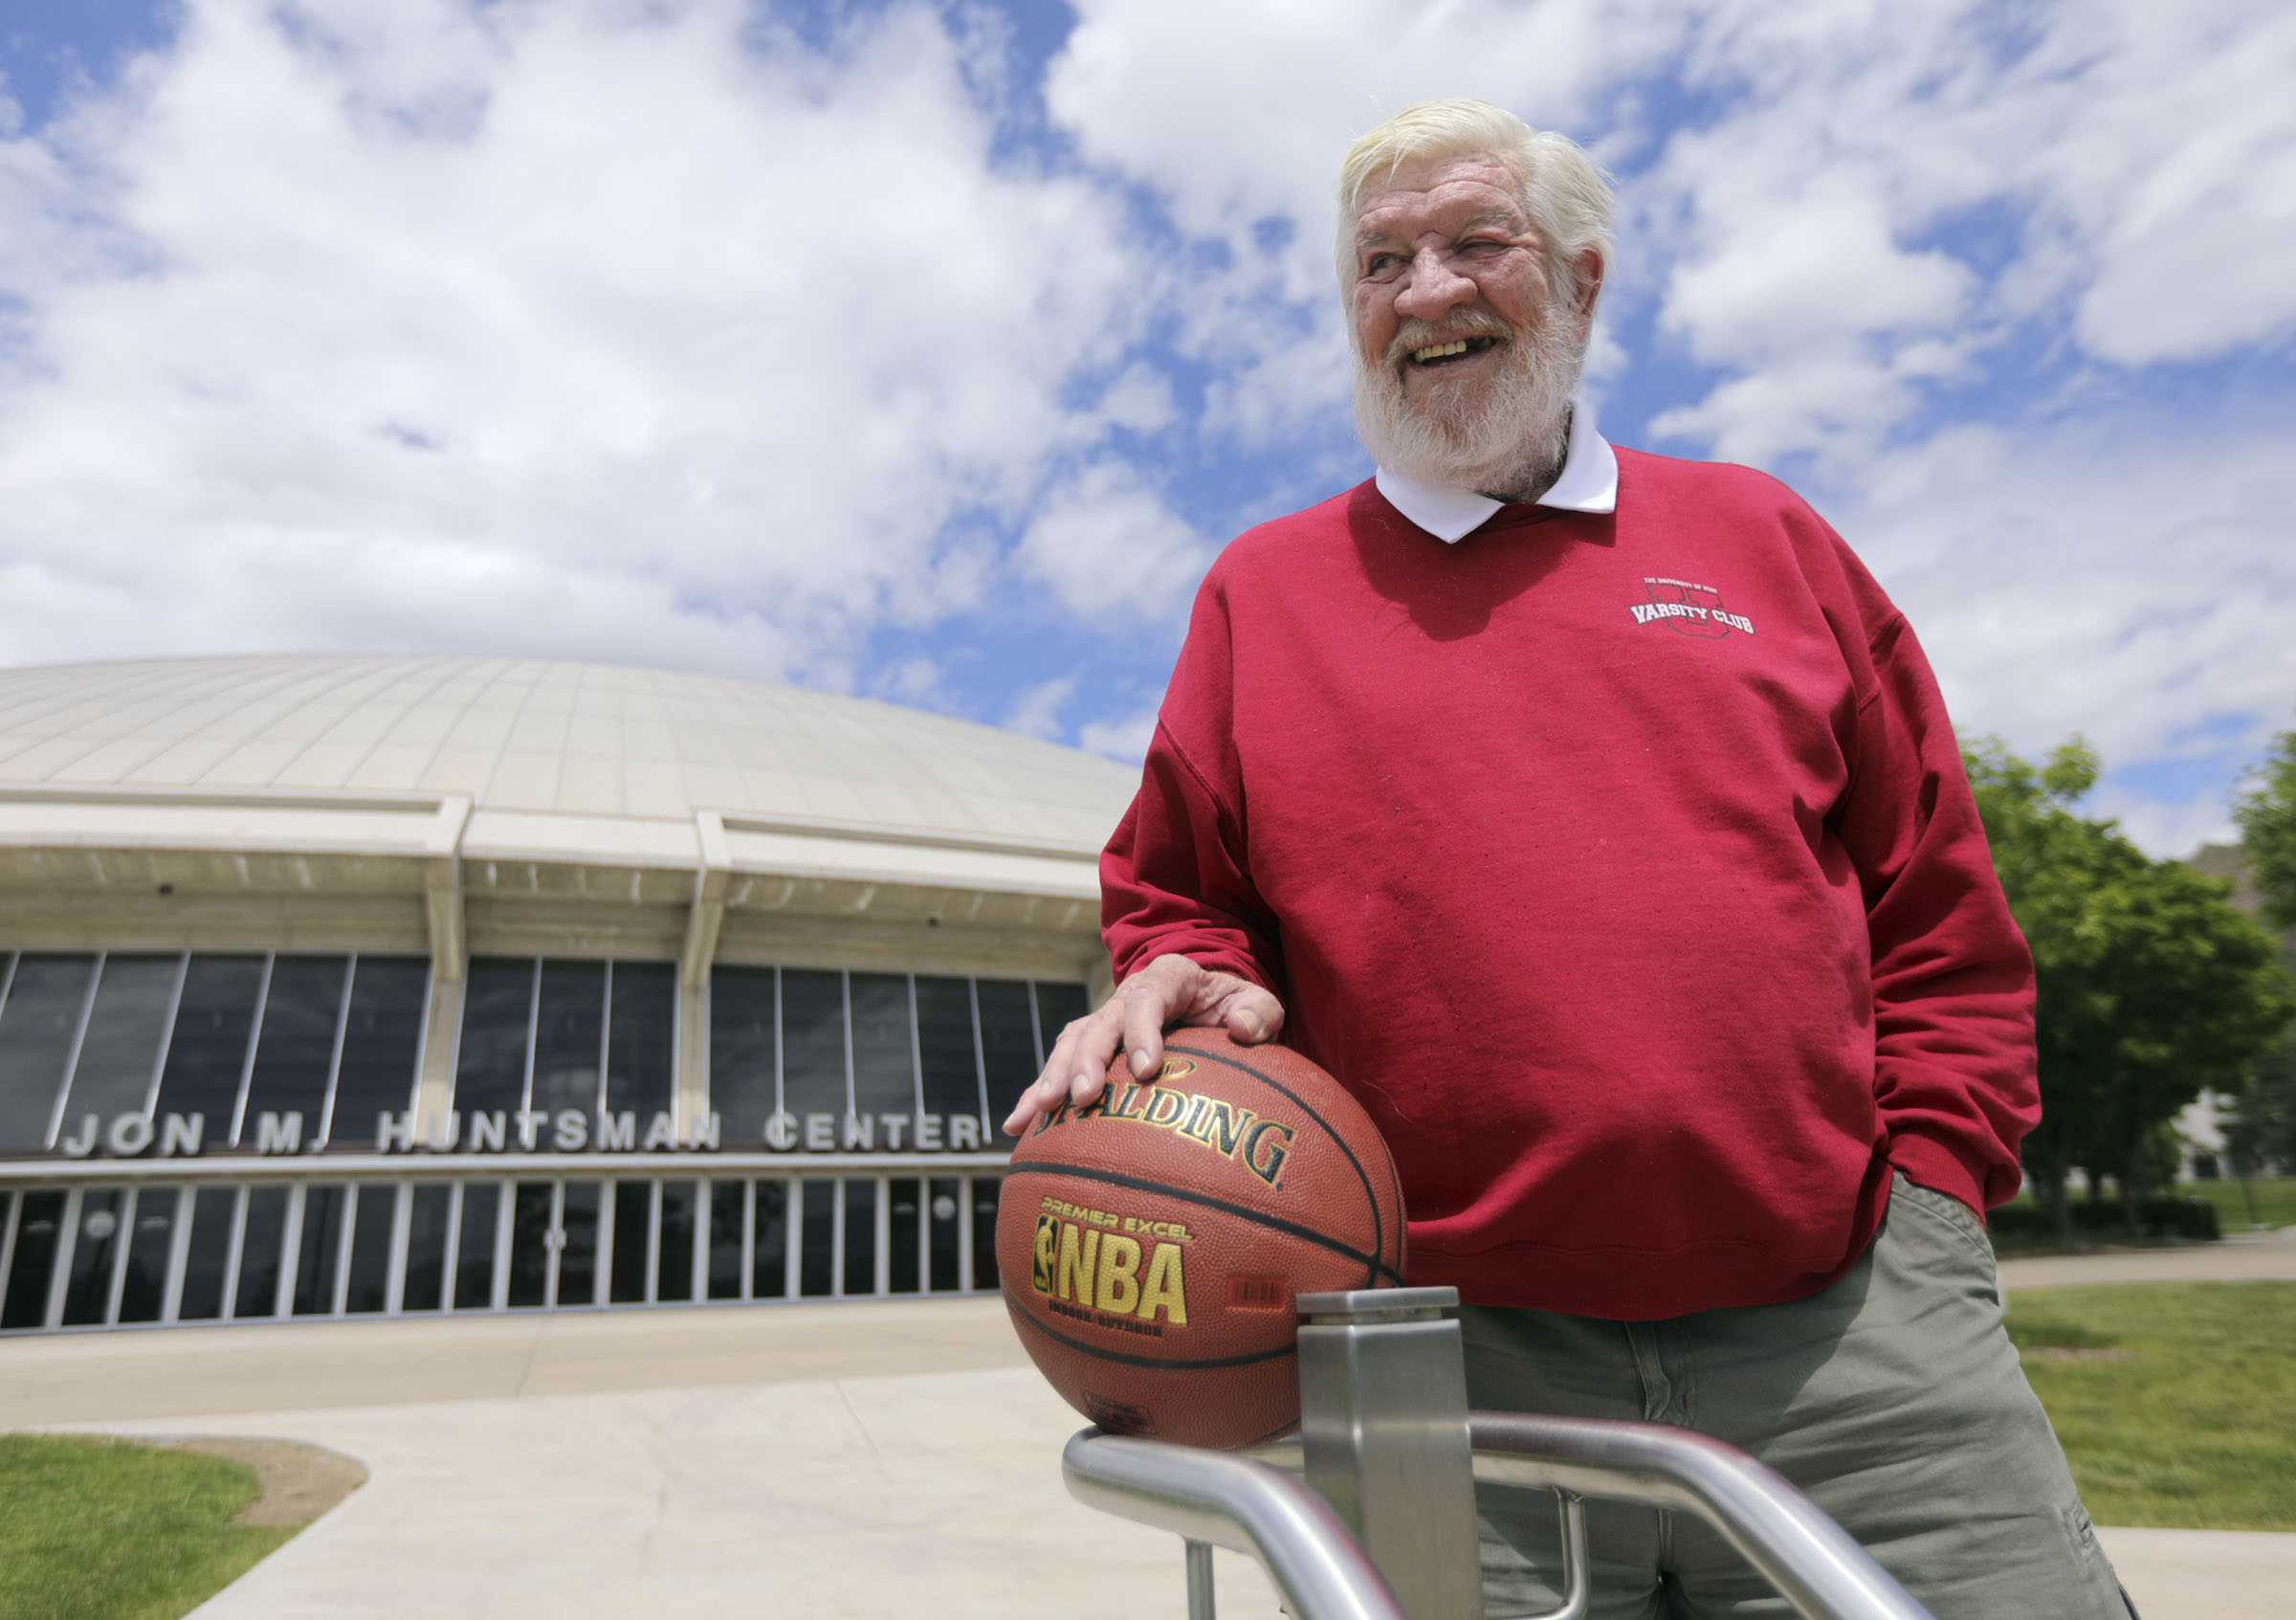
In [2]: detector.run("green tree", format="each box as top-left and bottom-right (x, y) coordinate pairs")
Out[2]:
(2233, 727), (2296, 929)
(2227, 721), (2296, 1192)
(1965, 737), (2295, 1240)
(2225, 1027), (2295, 1182)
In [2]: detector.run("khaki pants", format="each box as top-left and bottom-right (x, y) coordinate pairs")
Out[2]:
(1464, 1175), (2133, 1619)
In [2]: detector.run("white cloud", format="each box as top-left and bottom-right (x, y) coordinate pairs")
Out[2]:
(2090, 786), (2245, 867)
(1004, 673), (1078, 741)
(1639, 0), (2296, 459)
(2033, 2), (2296, 365)
(1090, 360), (1178, 435)
(1650, 348), (1942, 470)
(1837, 418), (2296, 855)
(0, 0), (2288, 865)
(0, 0), (1141, 680)
(1079, 705), (1159, 764)
(1017, 459), (1209, 618)
(1660, 179), (1970, 365)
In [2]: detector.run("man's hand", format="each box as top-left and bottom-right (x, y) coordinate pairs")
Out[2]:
(1002, 953), (1286, 1136)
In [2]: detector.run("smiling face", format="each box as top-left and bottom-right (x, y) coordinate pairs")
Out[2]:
(1347, 151), (1599, 498)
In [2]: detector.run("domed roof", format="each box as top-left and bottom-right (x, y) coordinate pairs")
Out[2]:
(0, 655), (1140, 859)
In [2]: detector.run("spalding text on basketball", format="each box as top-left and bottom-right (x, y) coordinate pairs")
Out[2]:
(1030, 1083), (1297, 1188)
(1032, 1198), (1189, 1332)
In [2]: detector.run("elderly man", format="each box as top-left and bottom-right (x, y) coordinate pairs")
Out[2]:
(1006, 100), (2129, 1619)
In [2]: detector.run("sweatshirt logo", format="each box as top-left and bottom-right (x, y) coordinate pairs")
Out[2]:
(1630, 577), (1755, 638)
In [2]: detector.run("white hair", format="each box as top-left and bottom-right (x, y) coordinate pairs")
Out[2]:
(1335, 99), (1615, 312)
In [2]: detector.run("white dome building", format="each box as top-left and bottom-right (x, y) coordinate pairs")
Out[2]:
(0, 655), (1137, 1334)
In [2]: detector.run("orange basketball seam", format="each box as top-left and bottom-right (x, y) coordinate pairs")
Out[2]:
(1163, 1033), (1400, 1288)
(1003, 1160), (1402, 1285)
(1003, 1296), (1301, 1370)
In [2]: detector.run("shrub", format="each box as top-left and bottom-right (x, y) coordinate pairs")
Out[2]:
(1988, 1195), (2220, 1242)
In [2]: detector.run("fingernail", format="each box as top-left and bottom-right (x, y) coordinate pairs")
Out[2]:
(1235, 1010), (1263, 1040)
(1131, 1049), (1156, 1076)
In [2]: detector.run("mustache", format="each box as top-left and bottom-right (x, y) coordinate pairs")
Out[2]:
(1382, 311), (1513, 368)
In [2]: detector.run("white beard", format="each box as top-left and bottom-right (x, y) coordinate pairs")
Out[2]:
(1352, 296), (1586, 499)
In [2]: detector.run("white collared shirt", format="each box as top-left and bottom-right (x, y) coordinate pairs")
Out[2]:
(1373, 401), (1619, 543)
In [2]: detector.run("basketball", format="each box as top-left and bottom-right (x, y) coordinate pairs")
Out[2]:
(997, 1026), (1406, 1450)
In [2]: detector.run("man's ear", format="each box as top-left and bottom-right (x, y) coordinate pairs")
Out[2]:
(1572, 248), (1606, 314)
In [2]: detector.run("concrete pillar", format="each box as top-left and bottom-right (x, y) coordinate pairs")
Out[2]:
(414, 970), (463, 1138)
(675, 811), (732, 1137)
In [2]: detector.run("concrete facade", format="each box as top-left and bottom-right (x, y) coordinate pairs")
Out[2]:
(0, 655), (1139, 1337)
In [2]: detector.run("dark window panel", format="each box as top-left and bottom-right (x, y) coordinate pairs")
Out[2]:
(781, 971), (847, 1121)
(402, 1184), (452, 1313)
(887, 1178), (920, 1296)
(508, 1183), (554, 1308)
(531, 962), (606, 1120)
(2, 1190), (65, 1328)
(60, 1188), (125, 1326)
(117, 1186), (180, 1323)
(152, 956), (266, 1144)
(240, 957), (350, 1144)
(798, 1180), (834, 1298)
(970, 1178), (1002, 1292)
(0, 955), (98, 1151)
(849, 974), (916, 1119)
(709, 967), (777, 1148)
(975, 981), (1039, 1139)
(657, 1180), (695, 1303)
(292, 1185), (347, 1315)
(706, 1180), (744, 1300)
(177, 1187), (237, 1321)
(559, 1182), (601, 1308)
(608, 1181), (651, 1305)
(453, 1183), (500, 1310)
(329, 959), (430, 1147)
(58, 957), (179, 1124)
(1033, 983), (1090, 1056)
(606, 962), (676, 1119)
(915, 977), (983, 1122)
(751, 1181), (787, 1298)
(928, 1178), (963, 1293)
(234, 1187), (289, 1319)
(454, 959), (536, 1117)
(842, 1179), (876, 1297)
(344, 1185), (395, 1314)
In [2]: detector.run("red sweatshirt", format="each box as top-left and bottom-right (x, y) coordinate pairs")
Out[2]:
(1102, 448), (2037, 1320)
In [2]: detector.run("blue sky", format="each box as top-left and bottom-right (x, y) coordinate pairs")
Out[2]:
(1, 0), (2291, 854)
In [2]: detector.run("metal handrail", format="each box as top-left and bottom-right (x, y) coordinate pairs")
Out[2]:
(1469, 1412), (1934, 1620)
(1064, 1416), (1934, 1620)
(1061, 1429), (1408, 1620)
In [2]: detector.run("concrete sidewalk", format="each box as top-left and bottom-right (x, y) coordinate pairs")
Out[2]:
(0, 1294), (1036, 1428)
(70, 1365), (1288, 1620)
(10, 1249), (2293, 1620)
(1998, 1222), (2296, 1291)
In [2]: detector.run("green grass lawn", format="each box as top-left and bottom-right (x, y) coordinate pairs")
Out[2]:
(0, 1436), (297, 1620)
(2179, 1175), (2296, 1232)
(2008, 1281), (2296, 1531)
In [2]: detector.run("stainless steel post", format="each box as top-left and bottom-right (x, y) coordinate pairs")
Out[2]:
(1185, 1539), (1217, 1620)
(1295, 1287), (1486, 1620)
